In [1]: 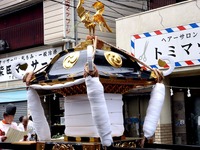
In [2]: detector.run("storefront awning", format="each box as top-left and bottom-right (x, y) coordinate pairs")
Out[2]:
(0, 90), (27, 103)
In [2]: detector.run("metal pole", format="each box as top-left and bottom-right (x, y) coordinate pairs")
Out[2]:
(74, 0), (78, 45)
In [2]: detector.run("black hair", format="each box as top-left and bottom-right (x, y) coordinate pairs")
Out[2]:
(29, 115), (33, 121)
(5, 103), (16, 116)
(19, 116), (24, 122)
(3, 112), (9, 118)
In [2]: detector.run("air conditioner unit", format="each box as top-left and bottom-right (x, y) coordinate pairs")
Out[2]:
(0, 40), (9, 51)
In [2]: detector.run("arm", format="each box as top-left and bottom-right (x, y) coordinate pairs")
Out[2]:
(0, 136), (7, 142)
(0, 130), (7, 142)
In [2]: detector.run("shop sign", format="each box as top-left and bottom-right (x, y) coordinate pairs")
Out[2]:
(65, 0), (75, 38)
(131, 22), (200, 68)
(0, 47), (62, 82)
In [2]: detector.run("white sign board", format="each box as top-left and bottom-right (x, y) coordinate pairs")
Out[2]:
(131, 23), (200, 68)
(0, 47), (62, 82)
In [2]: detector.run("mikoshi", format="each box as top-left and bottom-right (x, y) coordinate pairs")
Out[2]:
(9, 1), (175, 150)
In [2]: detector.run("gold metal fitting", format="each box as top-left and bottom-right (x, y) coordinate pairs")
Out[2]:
(63, 51), (80, 69)
(104, 51), (122, 68)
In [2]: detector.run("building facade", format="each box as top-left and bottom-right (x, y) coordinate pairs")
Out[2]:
(0, 0), (147, 137)
(116, 0), (200, 145)
(0, 1), (45, 123)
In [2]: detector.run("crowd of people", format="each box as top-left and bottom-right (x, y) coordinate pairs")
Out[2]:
(0, 103), (36, 142)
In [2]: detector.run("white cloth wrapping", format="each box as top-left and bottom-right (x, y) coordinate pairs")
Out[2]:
(27, 88), (51, 141)
(64, 94), (124, 137)
(143, 83), (165, 138)
(85, 76), (113, 146)
(11, 60), (27, 80)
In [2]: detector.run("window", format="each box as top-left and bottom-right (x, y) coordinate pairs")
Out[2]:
(0, 3), (44, 52)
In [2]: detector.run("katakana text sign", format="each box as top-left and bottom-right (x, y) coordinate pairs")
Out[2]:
(0, 47), (62, 82)
(131, 23), (200, 68)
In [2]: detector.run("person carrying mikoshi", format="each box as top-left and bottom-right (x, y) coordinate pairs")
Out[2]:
(0, 103), (18, 142)
(18, 116), (36, 141)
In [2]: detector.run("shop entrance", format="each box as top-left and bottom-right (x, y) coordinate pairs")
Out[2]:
(185, 93), (200, 145)
(123, 94), (150, 137)
(171, 75), (200, 145)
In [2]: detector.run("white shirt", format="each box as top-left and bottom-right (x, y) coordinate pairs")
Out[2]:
(17, 123), (35, 141)
(0, 120), (18, 142)
(28, 120), (34, 128)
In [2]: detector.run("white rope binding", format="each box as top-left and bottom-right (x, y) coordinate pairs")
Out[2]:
(85, 45), (113, 146)
(143, 83), (165, 138)
(143, 56), (175, 138)
(11, 60), (27, 80)
(29, 78), (85, 90)
(27, 88), (51, 141)
(160, 56), (175, 76)
(85, 76), (113, 146)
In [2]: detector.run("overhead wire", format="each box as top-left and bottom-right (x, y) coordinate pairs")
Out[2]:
(99, 2), (125, 17)
(47, 0), (112, 25)
(0, 0), (147, 38)
(76, 0), (146, 21)
(110, 0), (147, 5)
(105, 0), (146, 11)
(82, 4), (118, 20)
(84, 0), (142, 13)
(68, 0), (146, 19)
(79, 0), (127, 22)
(47, 0), (146, 41)
(0, 0), (148, 19)
(48, 0), (149, 21)
(48, 0), (116, 32)
(112, 0), (148, 10)
(47, 0), (76, 8)
(49, 0), (119, 21)
(48, 0), (149, 25)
